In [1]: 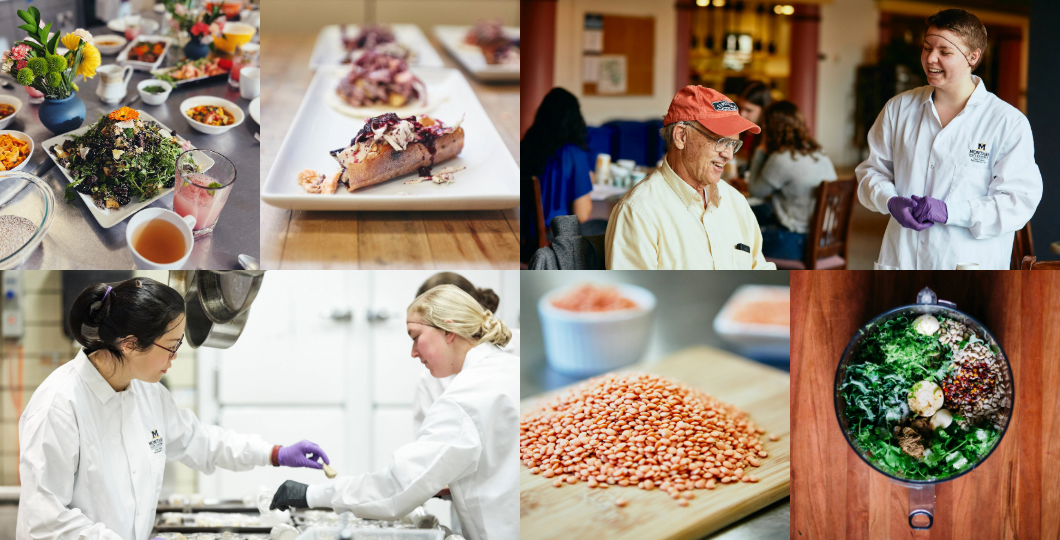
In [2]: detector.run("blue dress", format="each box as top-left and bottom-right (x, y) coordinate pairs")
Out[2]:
(540, 144), (593, 223)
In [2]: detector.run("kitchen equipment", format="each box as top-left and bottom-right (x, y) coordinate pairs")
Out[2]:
(520, 346), (789, 540)
(0, 171), (56, 269)
(168, 271), (265, 349)
(833, 286), (1014, 529)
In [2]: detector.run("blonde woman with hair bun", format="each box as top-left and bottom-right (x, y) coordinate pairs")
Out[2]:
(271, 285), (519, 540)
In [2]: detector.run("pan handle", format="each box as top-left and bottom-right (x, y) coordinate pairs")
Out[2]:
(908, 483), (935, 529)
(916, 287), (956, 309)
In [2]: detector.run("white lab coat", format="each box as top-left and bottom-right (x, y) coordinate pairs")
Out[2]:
(856, 76), (1042, 269)
(308, 343), (519, 540)
(17, 350), (274, 540)
(412, 329), (520, 434)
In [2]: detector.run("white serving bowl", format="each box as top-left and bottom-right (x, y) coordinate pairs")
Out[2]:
(0, 130), (34, 172)
(137, 79), (173, 106)
(538, 283), (656, 376)
(93, 34), (128, 55)
(179, 96), (245, 135)
(0, 95), (23, 130)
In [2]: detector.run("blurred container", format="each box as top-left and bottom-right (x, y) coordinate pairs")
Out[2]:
(538, 283), (656, 376)
(713, 285), (790, 366)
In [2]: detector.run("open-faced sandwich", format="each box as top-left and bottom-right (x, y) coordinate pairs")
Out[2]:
(340, 24), (412, 63)
(298, 112), (464, 194)
(464, 19), (518, 66)
(335, 50), (425, 108)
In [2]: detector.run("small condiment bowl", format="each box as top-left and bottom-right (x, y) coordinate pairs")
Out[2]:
(138, 79), (173, 106)
(179, 96), (245, 135)
(0, 171), (56, 269)
(538, 283), (656, 376)
(93, 34), (129, 55)
(0, 95), (23, 130)
(0, 130), (34, 172)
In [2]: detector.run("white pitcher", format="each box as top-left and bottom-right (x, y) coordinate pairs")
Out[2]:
(95, 64), (134, 104)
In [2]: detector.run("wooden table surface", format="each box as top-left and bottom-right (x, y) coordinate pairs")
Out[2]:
(791, 271), (1060, 539)
(260, 33), (520, 269)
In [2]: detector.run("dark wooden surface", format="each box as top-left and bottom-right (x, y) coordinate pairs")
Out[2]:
(791, 270), (1060, 540)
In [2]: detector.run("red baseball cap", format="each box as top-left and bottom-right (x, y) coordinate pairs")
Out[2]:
(663, 86), (761, 135)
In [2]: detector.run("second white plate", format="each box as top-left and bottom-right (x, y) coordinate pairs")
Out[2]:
(308, 24), (445, 69)
(261, 67), (518, 211)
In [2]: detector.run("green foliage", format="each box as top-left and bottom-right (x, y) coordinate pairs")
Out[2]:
(841, 315), (1000, 480)
(16, 67), (34, 86)
(15, 8), (56, 56)
(26, 57), (47, 77)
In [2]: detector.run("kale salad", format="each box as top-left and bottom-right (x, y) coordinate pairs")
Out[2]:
(52, 107), (190, 210)
(840, 314), (1009, 481)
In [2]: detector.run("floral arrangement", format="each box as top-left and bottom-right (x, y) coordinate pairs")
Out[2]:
(164, 0), (224, 43)
(1, 8), (100, 100)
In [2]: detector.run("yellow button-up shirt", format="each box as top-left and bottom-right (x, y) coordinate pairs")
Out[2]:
(605, 157), (775, 270)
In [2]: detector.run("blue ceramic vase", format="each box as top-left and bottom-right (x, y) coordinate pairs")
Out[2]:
(39, 94), (86, 134)
(184, 39), (209, 60)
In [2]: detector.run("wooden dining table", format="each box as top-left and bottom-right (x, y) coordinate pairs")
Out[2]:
(260, 32), (519, 269)
(791, 270), (1060, 539)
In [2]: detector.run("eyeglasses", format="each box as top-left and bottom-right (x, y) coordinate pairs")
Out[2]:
(154, 334), (184, 360)
(683, 122), (743, 154)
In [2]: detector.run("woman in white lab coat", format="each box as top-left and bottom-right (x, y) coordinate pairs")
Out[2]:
(271, 285), (518, 540)
(17, 278), (330, 540)
(855, 8), (1042, 269)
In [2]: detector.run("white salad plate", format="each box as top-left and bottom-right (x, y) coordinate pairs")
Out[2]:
(42, 110), (214, 229)
(261, 66), (518, 211)
(117, 36), (173, 71)
(308, 24), (445, 69)
(433, 25), (519, 82)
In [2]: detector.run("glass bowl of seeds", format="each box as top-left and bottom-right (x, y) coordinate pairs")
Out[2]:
(0, 171), (55, 269)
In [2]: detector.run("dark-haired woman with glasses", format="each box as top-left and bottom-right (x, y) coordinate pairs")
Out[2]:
(17, 278), (327, 540)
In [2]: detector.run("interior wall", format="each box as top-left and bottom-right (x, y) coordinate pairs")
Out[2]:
(553, 0), (676, 125)
(1027, 0), (1059, 260)
(816, 0), (878, 169)
(261, 0), (519, 35)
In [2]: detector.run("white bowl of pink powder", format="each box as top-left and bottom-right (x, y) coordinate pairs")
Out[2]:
(538, 283), (656, 375)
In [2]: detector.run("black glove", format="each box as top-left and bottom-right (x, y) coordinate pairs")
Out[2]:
(270, 480), (309, 511)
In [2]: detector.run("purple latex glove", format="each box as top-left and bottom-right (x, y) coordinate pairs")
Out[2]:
(277, 440), (329, 469)
(887, 196), (933, 231)
(910, 195), (948, 224)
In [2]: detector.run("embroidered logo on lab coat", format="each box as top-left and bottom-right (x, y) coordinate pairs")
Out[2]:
(149, 430), (163, 454)
(969, 143), (989, 164)
(712, 100), (738, 112)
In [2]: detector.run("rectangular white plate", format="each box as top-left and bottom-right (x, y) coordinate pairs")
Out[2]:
(117, 36), (172, 71)
(433, 25), (519, 82)
(261, 67), (518, 211)
(42, 111), (212, 229)
(308, 24), (445, 69)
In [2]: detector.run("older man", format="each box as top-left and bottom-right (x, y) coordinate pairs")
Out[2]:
(605, 86), (776, 269)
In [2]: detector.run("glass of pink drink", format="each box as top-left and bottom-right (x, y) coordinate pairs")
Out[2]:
(173, 149), (236, 238)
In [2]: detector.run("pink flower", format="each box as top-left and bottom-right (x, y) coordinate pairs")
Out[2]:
(2, 51), (9, 62)
(11, 44), (30, 61)
(208, 22), (221, 36)
(190, 21), (209, 37)
(174, 3), (187, 16)
(16, 60), (26, 71)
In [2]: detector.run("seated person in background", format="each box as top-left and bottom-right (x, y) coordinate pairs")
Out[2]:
(735, 81), (773, 169)
(605, 86), (776, 270)
(747, 101), (837, 260)
(522, 88), (606, 241)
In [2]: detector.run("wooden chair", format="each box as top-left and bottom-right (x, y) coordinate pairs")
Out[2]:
(1011, 221), (1034, 270)
(767, 178), (857, 270)
(1021, 256), (1060, 270)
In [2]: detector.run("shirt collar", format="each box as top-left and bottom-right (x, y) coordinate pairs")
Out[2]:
(920, 75), (987, 108)
(659, 156), (705, 209)
(464, 342), (502, 369)
(73, 349), (121, 405)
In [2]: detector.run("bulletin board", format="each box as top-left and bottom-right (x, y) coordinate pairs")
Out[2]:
(582, 14), (654, 96)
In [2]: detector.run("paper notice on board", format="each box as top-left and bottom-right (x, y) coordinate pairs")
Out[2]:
(583, 56), (600, 83)
(583, 29), (603, 53)
(596, 55), (627, 94)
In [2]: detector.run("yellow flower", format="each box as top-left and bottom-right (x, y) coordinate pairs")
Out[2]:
(77, 42), (100, 79)
(60, 33), (82, 50)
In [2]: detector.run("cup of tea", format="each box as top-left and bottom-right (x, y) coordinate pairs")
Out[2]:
(239, 67), (260, 99)
(126, 208), (196, 269)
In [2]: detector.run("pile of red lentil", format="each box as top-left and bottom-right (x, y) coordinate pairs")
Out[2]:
(520, 372), (773, 507)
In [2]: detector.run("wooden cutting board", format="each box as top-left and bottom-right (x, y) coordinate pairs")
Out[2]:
(519, 346), (791, 540)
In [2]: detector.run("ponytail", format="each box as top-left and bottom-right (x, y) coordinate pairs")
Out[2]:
(69, 278), (185, 363)
(408, 284), (512, 348)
